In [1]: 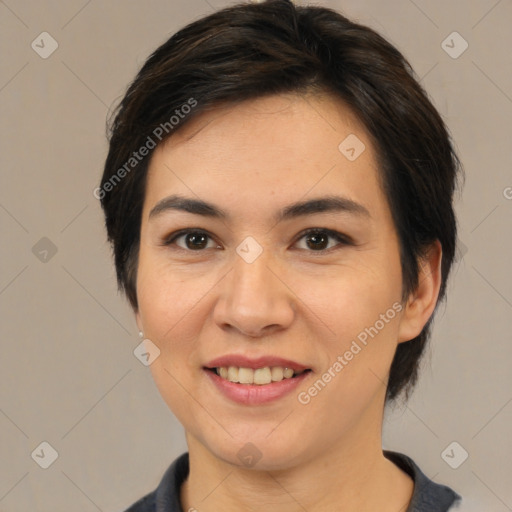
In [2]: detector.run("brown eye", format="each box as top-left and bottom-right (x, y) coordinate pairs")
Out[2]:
(304, 232), (329, 250)
(163, 230), (219, 251)
(295, 228), (352, 252)
(181, 232), (209, 250)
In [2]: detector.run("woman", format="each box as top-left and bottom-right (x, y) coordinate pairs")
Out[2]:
(99, 1), (463, 510)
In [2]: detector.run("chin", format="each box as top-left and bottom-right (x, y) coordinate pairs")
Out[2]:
(201, 429), (310, 472)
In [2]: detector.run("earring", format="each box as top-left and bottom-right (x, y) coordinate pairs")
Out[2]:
(138, 331), (144, 339)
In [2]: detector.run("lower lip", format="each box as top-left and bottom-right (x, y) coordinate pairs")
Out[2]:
(204, 369), (311, 405)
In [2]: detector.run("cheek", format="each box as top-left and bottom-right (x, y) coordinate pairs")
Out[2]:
(135, 260), (200, 397)
(137, 263), (207, 423)
(302, 257), (402, 341)
(295, 298), (401, 435)
(137, 254), (208, 337)
(294, 259), (402, 406)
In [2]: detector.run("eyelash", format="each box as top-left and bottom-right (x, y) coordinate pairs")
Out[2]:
(161, 228), (354, 254)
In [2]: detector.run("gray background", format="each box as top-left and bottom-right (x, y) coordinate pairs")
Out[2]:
(1, 0), (511, 511)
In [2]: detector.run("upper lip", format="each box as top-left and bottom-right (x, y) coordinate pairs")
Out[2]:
(205, 355), (310, 372)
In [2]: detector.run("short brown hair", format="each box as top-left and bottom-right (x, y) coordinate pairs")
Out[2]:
(100, 0), (463, 403)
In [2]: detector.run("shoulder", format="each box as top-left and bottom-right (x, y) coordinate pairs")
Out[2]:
(384, 450), (462, 512)
(123, 492), (156, 512)
(120, 452), (190, 512)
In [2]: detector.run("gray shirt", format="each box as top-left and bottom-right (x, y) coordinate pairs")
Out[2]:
(124, 450), (462, 511)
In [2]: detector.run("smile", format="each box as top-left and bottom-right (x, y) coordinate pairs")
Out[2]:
(208, 366), (309, 385)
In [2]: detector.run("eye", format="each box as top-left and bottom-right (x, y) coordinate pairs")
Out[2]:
(163, 229), (220, 251)
(294, 228), (353, 252)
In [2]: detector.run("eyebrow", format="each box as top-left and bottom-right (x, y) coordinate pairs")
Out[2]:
(148, 194), (371, 222)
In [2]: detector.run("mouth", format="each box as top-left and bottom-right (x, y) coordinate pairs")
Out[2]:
(204, 366), (311, 386)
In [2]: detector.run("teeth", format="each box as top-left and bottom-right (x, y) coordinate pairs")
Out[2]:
(283, 368), (294, 379)
(238, 367), (254, 384)
(214, 366), (303, 385)
(227, 366), (239, 382)
(254, 367), (272, 385)
(271, 367), (284, 381)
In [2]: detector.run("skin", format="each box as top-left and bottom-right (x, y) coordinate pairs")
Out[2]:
(135, 92), (442, 512)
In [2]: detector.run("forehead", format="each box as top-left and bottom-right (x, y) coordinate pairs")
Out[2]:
(160, 92), (371, 158)
(143, 93), (385, 222)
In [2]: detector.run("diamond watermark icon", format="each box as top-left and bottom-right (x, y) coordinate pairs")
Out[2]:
(237, 442), (263, 468)
(338, 134), (365, 161)
(31, 32), (59, 59)
(454, 238), (468, 263)
(134, 339), (161, 366)
(441, 32), (468, 59)
(32, 237), (58, 263)
(31, 441), (59, 469)
(441, 441), (468, 469)
(236, 236), (263, 264)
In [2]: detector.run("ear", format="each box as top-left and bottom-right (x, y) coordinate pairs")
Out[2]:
(397, 240), (443, 343)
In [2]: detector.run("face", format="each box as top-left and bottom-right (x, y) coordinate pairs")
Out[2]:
(136, 93), (408, 470)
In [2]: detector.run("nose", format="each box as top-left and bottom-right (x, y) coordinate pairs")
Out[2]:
(212, 247), (295, 338)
